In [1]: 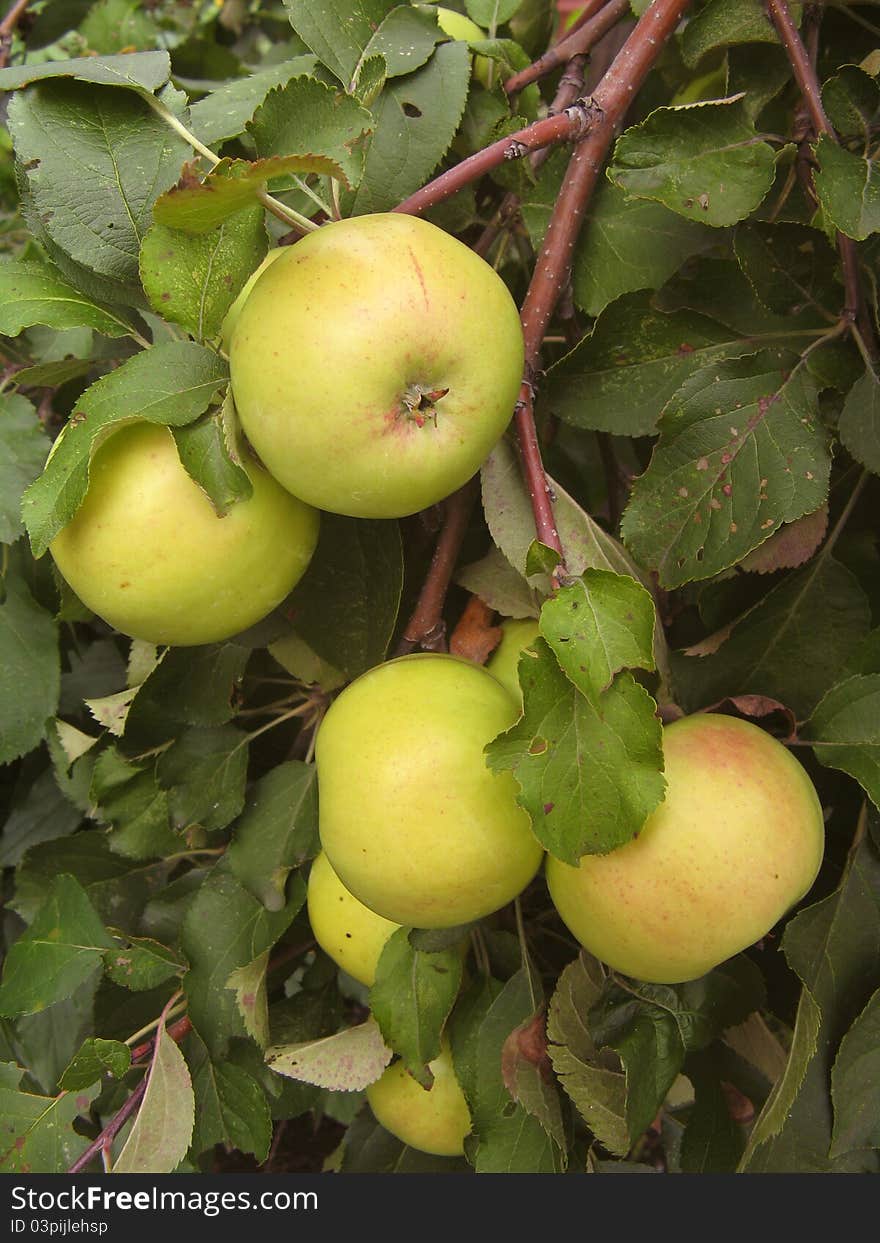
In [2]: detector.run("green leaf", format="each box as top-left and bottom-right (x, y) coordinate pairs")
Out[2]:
(248, 76), (373, 190)
(830, 987), (880, 1156)
(546, 954), (630, 1156)
(171, 403), (253, 517)
(0, 575), (59, 765)
(609, 99), (777, 227)
(680, 0), (787, 67)
(839, 367), (880, 475)
(484, 641), (661, 865)
(266, 1017), (393, 1091)
(0, 768), (81, 868)
(105, 936), (185, 992)
(674, 557), (871, 720)
(124, 640), (249, 743)
(153, 155), (343, 234)
(804, 675), (880, 806)
(0, 875), (113, 1018)
(287, 513), (403, 680)
(22, 340), (228, 558)
(362, 5), (444, 77)
(157, 725), (249, 834)
(621, 352), (830, 588)
(741, 817), (880, 1171)
(823, 65), (880, 143)
(81, 0), (156, 53)
(113, 1015), (195, 1173)
(500, 1010), (566, 1149)
(282, 0), (398, 86)
(370, 929), (464, 1084)
(227, 761), (319, 911)
(0, 50), (171, 93)
(525, 539), (561, 578)
(0, 1063), (99, 1172)
(539, 571), (656, 704)
(187, 1032), (272, 1162)
(814, 134), (880, 241)
(572, 182), (712, 317)
(58, 1037), (131, 1090)
(680, 1049), (745, 1173)
(466, 968), (564, 1173)
(465, 0), (519, 25)
(182, 860), (305, 1056)
(733, 221), (841, 319)
(227, 951), (270, 1049)
(350, 42), (471, 214)
(140, 207), (268, 342)
(543, 294), (759, 438)
(727, 43), (792, 122)
(456, 546), (541, 620)
(189, 57), (319, 146)
(487, 638), (665, 862)
(481, 438), (671, 690)
(90, 753), (179, 862)
(8, 81), (188, 284)
(0, 260), (133, 338)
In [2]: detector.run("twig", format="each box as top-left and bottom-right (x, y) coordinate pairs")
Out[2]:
(68, 1014), (193, 1174)
(395, 480), (479, 654)
(764, 0), (879, 360)
(394, 103), (600, 218)
(0, 0), (30, 69)
(514, 0), (693, 564)
(504, 0), (632, 98)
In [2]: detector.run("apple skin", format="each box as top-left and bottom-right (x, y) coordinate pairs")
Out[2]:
(220, 248), (284, 354)
(49, 422), (319, 646)
(316, 653), (544, 928)
(366, 1041), (471, 1156)
(434, 6), (493, 86)
(546, 713), (825, 984)
(228, 213), (524, 519)
(487, 617), (540, 703)
(307, 852), (400, 986)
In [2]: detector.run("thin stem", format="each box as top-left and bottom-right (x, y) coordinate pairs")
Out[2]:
(0, 0), (30, 68)
(504, 0), (631, 97)
(821, 469), (869, 560)
(244, 701), (316, 743)
(142, 94), (318, 235)
(395, 479), (479, 654)
(124, 994), (185, 1048)
(292, 175), (333, 218)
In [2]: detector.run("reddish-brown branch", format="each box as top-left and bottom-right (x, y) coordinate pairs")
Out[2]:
(395, 479), (479, 654)
(394, 103), (599, 218)
(504, 0), (631, 97)
(0, 0), (30, 68)
(764, 0), (878, 359)
(511, 0), (691, 563)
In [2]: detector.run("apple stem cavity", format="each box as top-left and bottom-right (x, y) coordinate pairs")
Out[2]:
(401, 384), (449, 429)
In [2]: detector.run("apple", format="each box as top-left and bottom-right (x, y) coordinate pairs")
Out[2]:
(228, 213), (524, 519)
(545, 713), (825, 984)
(366, 1041), (471, 1156)
(487, 616), (540, 703)
(307, 851), (400, 986)
(220, 247), (284, 354)
(49, 421), (319, 646)
(315, 653), (544, 927)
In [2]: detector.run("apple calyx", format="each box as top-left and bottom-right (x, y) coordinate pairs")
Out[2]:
(400, 383), (450, 428)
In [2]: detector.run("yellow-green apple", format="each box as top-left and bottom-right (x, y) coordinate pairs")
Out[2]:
(228, 213), (524, 519)
(366, 1041), (471, 1156)
(546, 713), (825, 983)
(220, 247), (284, 354)
(315, 653), (543, 927)
(307, 851), (400, 986)
(49, 421), (319, 646)
(487, 617), (540, 703)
